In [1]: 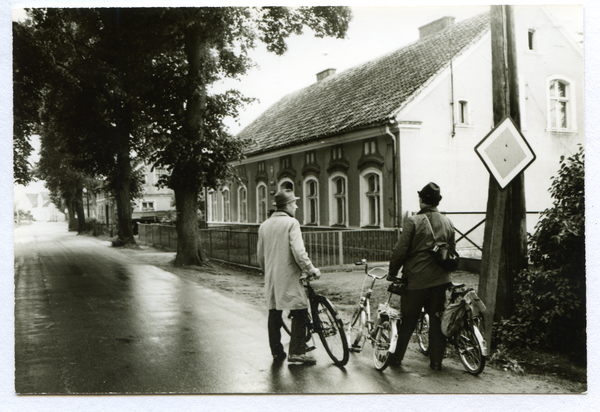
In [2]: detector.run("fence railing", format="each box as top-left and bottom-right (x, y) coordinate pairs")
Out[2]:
(139, 212), (541, 268)
(138, 224), (399, 268)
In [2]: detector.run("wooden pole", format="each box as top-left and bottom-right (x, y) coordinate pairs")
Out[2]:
(478, 5), (528, 347)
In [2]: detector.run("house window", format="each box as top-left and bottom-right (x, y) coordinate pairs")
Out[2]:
(528, 29), (535, 51)
(258, 161), (266, 173)
(458, 100), (469, 124)
(238, 186), (247, 223)
(304, 178), (319, 225)
(210, 190), (219, 222)
(329, 173), (347, 226)
(222, 188), (230, 222)
(360, 169), (382, 227)
(331, 145), (344, 160)
(142, 201), (154, 211)
(548, 79), (570, 130)
(305, 151), (316, 165)
(363, 140), (377, 155)
(257, 183), (267, 223)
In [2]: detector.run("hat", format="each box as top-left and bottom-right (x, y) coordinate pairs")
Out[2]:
(418, 182), (442, 204)
(273, 189), (300, 207)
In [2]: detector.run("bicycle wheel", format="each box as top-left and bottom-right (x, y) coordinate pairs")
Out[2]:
(456, 325), (486, 375)
(347, 305), (366, 352)
(313, 297), (349, 366)
(416, 312), (429, 355)
(372, 318), (393, 371)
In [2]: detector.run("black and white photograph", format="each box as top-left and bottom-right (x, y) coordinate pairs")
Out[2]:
(4, 0), (596, 410)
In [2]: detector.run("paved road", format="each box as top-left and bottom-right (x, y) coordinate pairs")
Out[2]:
(14, 222), (564, 394)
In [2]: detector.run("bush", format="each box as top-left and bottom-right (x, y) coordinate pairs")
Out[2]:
(493, 146), (585, 361)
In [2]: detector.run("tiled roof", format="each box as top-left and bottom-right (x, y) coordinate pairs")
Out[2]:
(239, 12), (490, 155)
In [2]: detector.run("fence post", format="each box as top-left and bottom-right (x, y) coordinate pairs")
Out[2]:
(338, 231), (344, 265)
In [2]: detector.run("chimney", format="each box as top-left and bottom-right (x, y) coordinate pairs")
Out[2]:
(418, 16), (456, 39)
(316, 68), (336, 82)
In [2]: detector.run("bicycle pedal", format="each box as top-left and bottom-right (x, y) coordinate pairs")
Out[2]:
(349, 346), (363, 353)
(305, 345), (317, 352)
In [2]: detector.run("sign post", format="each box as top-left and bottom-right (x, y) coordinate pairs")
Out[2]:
(477, 6), (533, 348)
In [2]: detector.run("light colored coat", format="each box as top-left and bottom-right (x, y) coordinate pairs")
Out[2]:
(257, 211), (316, 310)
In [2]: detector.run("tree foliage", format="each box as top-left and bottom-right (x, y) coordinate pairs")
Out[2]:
(493, 146), (585, 361)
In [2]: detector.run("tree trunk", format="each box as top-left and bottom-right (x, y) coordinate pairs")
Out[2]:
(171, 24), (209, 266)
(173, 182), (206, 266)
(75, 188), (86, 233)
(67, 200), (77, 231)
(114, 109), (135, 246)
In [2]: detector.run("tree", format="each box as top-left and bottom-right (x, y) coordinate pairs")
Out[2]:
(14, 9), (149, 244)
(493, 146), (585, 361)
(13, 21), (41, 186)
(139, 6), (352, 266)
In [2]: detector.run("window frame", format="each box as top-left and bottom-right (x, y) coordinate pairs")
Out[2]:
(221, 187), (230, 223)
(546, 75), (577, 132)
(256, 182), (268, 223)
(359, 168), (383, 228)
(303, 177), (319, 225)
(141, 201), (155, 212)
(278, 178), (294, 192)
(238, 185), (248, 223)
(527, 29), (536, 52)
(328, 172), (348, 227)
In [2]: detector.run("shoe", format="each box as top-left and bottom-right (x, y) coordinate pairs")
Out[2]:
(430, 362), (442, 371)
(272, 352), (287, 362)
(288, 354), (317, 365)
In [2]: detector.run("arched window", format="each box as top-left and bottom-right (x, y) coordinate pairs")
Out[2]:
(304, 178), (319, 225)
(279, 178), (294, 192)
(209, 190), (219, 222)
(360, 169), (382, 227)
(548, 79), (570, 130)
(329, 173), (347, 226)
(238, 186), (248, 223)
(222, 188), (230, 222)
(257, 183), (268, 223)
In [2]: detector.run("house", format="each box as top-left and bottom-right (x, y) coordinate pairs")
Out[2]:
(207, 7), (583, 242)
(14, 191), (66, 222)
(96, 165), (176, 226)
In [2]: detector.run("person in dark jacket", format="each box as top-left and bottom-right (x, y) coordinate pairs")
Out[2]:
(387, 182), (456, 371)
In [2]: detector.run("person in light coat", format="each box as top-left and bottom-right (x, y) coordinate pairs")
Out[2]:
(257, 189), (321, 364)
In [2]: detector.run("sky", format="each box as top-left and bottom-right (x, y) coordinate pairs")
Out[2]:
(2, 1), (599, 411)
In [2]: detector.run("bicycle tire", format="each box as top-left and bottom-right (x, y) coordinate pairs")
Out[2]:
(313, 297), (349, 366)
(456, 325), (486, 375)
(372, 318), (393, 371)
(347, 305), (366, 352)
(416, 312), (429, 355)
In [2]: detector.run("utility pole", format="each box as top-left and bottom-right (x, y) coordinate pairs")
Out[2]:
(477, 5), (529, 347)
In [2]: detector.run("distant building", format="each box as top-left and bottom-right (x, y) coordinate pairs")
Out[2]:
(15, 191), (65, 222)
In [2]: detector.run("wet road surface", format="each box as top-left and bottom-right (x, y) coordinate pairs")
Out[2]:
(14, 222), (564, 394)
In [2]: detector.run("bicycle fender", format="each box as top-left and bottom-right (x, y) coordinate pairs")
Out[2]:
(473, 324), (488, 357)
(389, 320), (399, 354)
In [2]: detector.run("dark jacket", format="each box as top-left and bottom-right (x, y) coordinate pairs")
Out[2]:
(389, 207), (455, 290)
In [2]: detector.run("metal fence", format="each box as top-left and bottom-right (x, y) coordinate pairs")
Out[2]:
(138, 224), (399, 268)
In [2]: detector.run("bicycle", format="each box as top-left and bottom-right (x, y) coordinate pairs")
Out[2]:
(415, 283), (488, 374)
(280, 273), (349, 366)
(346, 259), (405, 371)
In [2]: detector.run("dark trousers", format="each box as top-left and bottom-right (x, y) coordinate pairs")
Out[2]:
(393, 283), (450, 365)
(268, 309), (309, 357)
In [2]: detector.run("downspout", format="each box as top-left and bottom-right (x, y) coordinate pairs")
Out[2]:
(381, 121), (401, 228)
(450, 28), (456, 138)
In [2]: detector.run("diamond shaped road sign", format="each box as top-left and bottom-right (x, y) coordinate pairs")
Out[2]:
(475, 116), (536, 189)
